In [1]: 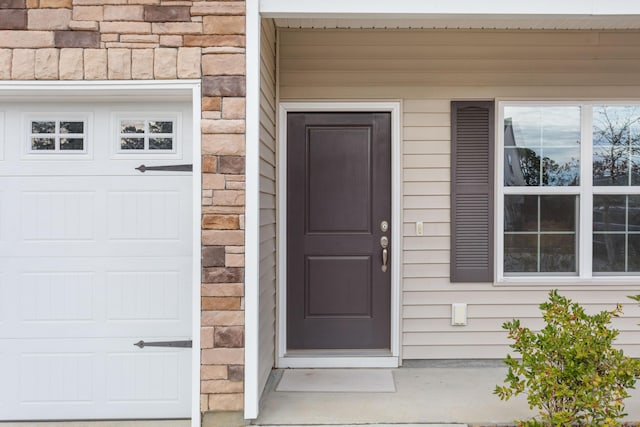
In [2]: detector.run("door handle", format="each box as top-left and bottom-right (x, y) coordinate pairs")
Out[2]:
(380, 236), (389, 272)
(382, 248), (388, 272)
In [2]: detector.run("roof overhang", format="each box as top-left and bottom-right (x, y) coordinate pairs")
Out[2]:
(261, 0), (640, 30)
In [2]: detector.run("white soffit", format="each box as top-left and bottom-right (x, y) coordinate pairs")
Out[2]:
(274, 16), (640, 30)
(263, 0), (640, 30)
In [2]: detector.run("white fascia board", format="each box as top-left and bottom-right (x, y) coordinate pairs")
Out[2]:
(260, 0), (640, 18)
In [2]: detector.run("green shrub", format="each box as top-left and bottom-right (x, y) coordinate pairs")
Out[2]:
(495, 290), (640, 426)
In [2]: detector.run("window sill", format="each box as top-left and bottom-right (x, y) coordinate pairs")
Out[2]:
(494, 277), (640, 288)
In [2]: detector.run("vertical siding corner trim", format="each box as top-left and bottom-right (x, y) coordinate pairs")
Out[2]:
(450, 101), (494, 282)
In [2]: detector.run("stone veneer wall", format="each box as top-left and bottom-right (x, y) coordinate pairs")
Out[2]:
(0, 0), (247, 415)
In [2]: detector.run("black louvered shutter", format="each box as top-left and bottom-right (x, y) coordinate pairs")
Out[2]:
(451, 101), (494, 282)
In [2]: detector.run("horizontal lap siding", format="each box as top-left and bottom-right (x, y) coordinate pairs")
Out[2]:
(279, 28), (640, 359)
(258, 19), (277, 395)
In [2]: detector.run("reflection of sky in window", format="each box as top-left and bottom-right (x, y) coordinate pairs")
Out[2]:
(543, 147), (580, 166)
(505, 106), (581, 147)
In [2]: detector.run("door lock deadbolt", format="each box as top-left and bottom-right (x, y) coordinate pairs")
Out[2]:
(380, 220), (389, 233)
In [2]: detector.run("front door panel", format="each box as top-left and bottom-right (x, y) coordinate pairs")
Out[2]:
(287, 112), (391, 350)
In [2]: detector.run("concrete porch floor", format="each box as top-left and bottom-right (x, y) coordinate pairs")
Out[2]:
(252, 360), (640, 426)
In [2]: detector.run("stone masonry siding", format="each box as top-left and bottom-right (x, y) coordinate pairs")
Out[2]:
(0, 0), (246, 414)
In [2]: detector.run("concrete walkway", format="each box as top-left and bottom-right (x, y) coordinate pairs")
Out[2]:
(252, 360), (640, 426)
(0, 423), (190, 427)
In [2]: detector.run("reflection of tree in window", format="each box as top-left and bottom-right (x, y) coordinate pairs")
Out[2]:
(32, 137), (55, 150)
(32, 121), (55, 134)
(514, 148), (579, 186)
(119, 119), (174, 151)
(60, 122), (83, 134)
(121, 120), (144, 134)
(516, 148), (540, 186)
(121, 138), (144, 150)
(149, 121), (173, 134)
(593, 107), (640, 186)
(543, 155), (579, 186)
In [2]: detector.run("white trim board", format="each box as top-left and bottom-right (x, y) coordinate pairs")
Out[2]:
(276, 101), (402, 369)
(244, 0), (262, 420)
(189, 83), (202, 427)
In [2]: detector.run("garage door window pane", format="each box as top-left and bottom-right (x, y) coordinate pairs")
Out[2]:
(32, 137), (55, 150)
(121, 120), (145, 133)
(32, 121), (55, 134)
(121, 138), (145, 150)
(60, 138), (84, 150)
(60, 121), (84, 134)
(149, 138), (172, 150)
(149, 121), (173, 134)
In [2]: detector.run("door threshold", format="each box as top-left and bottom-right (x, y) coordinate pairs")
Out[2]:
(278, 350), (398, 368)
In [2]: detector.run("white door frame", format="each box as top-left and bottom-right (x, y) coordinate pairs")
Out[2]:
(0, 80), (202, 425)
(276, 101), (402, 369)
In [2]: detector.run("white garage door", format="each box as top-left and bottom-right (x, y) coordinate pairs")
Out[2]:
(0, 101), (193, 420)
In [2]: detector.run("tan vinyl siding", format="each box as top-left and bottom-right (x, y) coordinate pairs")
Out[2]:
(258, 18), (277, 394)
(279, 28), (640, 359)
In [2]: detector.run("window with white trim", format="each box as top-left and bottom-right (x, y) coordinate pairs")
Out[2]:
(118, 118), (176, 152)
(28, 119), (87, 153)
(499, 103), (640, 279)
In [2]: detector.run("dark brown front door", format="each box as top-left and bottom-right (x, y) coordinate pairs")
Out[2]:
(287, 112), (391, 350)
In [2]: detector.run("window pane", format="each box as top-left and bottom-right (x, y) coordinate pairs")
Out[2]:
(628, 235), (640, 272)
(504, 195), (577, 274)
(593, 149), (629, 186)
(632, 156), (640, 185)
(504, 234), (537, 272)
(121, 120), (145, 134)
(593, 106), (640, 187)
(593, 234), (625, 272)
(504, 106), (580, 187)
(629, 196), (640, 231)
(540, 234), (576, 272)
(149, 137), (173, 150)
(543, 147), (580, 186)
(121, 138), (144, 150)
(504, 106), (580, 148)
(504, 195), (537, 231)
(592, 195), (640, 273)
(593, 195), (625, 232)
(149, 121), (173, 134)
(504, 147), (541, 186)
(60, 138), (84, 150)
(31, 137), (55, 150)
(60, 121), (84, 134)
(541, 195), (576, 231)
(31, 121), (55, 134)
